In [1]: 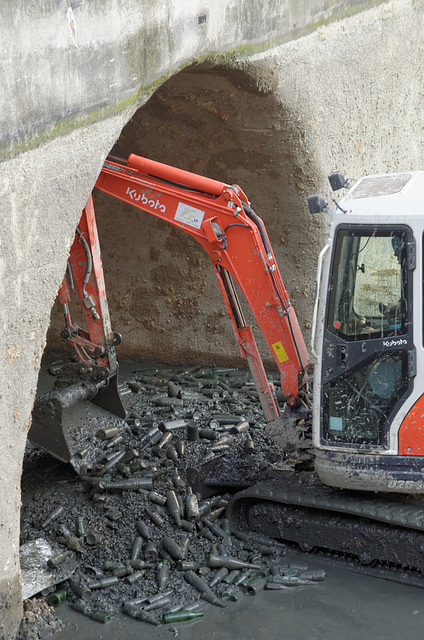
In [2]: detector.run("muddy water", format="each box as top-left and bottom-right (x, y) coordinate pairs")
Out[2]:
(52, 551), (424, 640)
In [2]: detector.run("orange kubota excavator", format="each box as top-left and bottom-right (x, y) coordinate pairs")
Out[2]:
(31, 153), (309, 463)
(29, 155), (424, 577)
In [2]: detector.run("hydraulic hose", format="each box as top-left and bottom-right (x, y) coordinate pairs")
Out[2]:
(242, 203), (305, 380)
(76, 227), (92, 296)
(242, 203), (272, 258)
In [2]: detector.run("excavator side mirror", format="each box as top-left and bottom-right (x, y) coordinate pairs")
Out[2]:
(328, 172), (350, 191)
(307, 195), (328, 214)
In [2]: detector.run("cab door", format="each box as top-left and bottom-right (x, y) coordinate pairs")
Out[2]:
(320, 225), (415, 450)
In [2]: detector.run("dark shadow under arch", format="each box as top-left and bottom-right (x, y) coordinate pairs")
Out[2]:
(48, 63), (320, 365)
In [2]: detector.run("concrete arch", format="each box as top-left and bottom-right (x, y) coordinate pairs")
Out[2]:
(240, 1), (424, 180)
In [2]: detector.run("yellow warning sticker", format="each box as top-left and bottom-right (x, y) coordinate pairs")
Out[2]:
(272, 341), (289, 363)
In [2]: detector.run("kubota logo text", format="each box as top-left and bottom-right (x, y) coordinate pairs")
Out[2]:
(383, 338), (407, 347)
(126, 187), (166, 213)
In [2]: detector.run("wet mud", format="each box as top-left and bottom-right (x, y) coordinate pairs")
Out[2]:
(53, 564), (424, 640)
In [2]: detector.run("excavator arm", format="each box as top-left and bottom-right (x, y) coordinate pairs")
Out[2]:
(36, 151), (309, 462)
(91, 154), (309, 418)
(57, 196), (122, 373)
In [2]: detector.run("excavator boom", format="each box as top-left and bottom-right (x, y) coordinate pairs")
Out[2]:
(96, 154), (309, 412)
(29, 153), (309, 463)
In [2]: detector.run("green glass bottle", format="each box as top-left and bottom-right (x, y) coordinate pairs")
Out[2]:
(46, 590), (68, 607)
(162, 611), (204, 624)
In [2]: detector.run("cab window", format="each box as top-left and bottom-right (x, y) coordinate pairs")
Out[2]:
(327, 229), (407, 340)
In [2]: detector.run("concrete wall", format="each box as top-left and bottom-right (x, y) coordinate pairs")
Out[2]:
(1, 0), (372, 161)
(1, 0), (422, 636)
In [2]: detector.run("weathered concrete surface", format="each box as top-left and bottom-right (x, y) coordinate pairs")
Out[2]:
(1, 0), (378, 160)
(0, 117), (134, 639)
(0, 0), (421, 637)
(241, 0), (424, 179)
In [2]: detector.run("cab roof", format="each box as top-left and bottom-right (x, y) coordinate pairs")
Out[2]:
(337, 171), (424, 219)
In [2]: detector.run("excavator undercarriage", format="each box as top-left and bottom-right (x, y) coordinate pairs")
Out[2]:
(226, 473), (424, 579)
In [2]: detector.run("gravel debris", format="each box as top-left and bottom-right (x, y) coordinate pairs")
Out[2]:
(21, 360), (315, 632)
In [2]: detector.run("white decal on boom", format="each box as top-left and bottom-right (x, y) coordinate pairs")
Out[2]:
(174, 202), (205, 229)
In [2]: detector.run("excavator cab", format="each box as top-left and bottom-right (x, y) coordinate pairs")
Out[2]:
(313, 172), (424, 493)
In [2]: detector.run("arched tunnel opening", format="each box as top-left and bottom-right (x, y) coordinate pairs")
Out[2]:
(20, 63), (323, 628)
(46, 62), (321, 366)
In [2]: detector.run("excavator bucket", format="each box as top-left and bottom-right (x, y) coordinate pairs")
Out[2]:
(28, 195), (128, 468)
(29, 368), (126, 469)
(265, 403), (312, 454)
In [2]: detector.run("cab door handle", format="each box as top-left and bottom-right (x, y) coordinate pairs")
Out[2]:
(337, 345), (347, 369)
